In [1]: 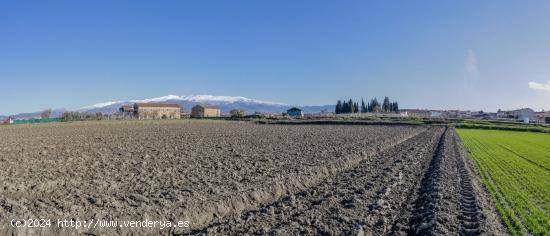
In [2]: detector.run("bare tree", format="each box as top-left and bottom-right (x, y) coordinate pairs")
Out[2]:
(230, 109), (246, 118)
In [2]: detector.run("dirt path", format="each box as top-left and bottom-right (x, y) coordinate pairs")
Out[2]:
(186, 127), (445, 235)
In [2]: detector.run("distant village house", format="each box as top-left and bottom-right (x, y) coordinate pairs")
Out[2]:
(399, 109), (431, 118)
(535, 111), (550, 124)
(497, 108), (535, 123)
(286, 107), (303, 117)
(191, 105), (221, 118)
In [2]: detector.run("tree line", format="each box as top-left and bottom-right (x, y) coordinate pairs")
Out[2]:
(335, 97), (399, 114)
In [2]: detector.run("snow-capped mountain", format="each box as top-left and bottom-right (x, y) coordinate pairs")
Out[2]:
(0, 95), (334, 119)
(78, 95), (334, 114)
(129, 95), (288, 106)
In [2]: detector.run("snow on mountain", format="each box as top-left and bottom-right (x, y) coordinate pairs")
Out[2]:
(129, 95), (289, 106)
(79, 101), (124, 110)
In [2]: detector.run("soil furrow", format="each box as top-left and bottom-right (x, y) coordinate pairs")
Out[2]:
(185, 127), (445, 235)
(393, 127), (449, 235)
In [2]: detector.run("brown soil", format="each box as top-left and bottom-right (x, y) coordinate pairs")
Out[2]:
(0, 121), (505, 235)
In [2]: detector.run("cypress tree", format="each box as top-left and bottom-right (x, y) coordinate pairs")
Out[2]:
(376, 98), (381, 112)
(344, 101), (349, 114)
(335, 100), (342, 114)
(367, 102), (371, 113)
(342, 100), (347, 114)
(368, 99), (373, 112)
(383, 97), (391, 112)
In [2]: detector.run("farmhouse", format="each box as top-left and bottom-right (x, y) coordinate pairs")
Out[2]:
(133, 103), (181, 119)
(286, 107), (303, 117)
(191, 105), (221, 118)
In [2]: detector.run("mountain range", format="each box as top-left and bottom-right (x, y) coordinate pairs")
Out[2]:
(1, 95), (334, 119)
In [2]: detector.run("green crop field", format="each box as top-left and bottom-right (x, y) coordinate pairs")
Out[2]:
(457, 129), (550, 235)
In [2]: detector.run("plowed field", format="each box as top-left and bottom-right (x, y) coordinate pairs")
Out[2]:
(0, 121), (505, 235)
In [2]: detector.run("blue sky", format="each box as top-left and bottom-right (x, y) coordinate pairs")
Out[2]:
(1, 0), (550, 114)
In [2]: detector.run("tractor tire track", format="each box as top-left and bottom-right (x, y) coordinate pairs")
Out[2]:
(391, 128), (487, 236)
(452, 131), (483, 236)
